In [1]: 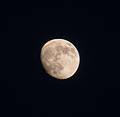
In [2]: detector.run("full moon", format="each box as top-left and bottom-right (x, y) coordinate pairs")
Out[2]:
(40, 39), (80, 80)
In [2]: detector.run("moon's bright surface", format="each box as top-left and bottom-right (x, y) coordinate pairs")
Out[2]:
(40, 39), (80, 80)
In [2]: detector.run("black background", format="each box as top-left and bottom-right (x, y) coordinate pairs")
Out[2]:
(0, 0), (120, 116)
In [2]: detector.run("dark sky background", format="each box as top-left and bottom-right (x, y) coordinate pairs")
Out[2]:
(1, 1), (120, 116)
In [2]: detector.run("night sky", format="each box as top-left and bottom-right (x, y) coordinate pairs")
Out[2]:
(1, 1), (120, 116)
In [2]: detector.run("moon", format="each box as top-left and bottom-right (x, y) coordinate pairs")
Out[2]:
(40, 39), (80, 80)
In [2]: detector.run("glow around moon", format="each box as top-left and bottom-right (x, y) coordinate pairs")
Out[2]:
(40, 39), (80, 80)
